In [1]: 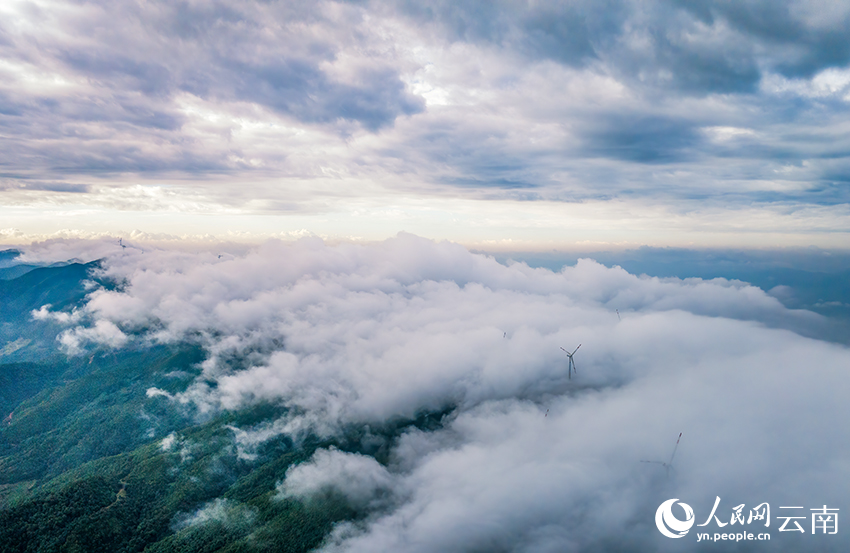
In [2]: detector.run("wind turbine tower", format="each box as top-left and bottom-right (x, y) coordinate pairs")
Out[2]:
(560, 344), (581, 379)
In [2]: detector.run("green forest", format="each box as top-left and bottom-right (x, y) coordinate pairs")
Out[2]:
(0, 258), (440, 552)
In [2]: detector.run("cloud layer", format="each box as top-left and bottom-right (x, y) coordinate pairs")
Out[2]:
(32, 235), (850, 550)
(2, 0), (850, 238)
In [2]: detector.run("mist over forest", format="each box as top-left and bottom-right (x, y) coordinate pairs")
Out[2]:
(1, 236), (848, 552)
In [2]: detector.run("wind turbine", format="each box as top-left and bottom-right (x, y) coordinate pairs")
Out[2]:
(641, 432), (683, 477)
(117, 238), (145, 254)
(560, 344), (581, 379)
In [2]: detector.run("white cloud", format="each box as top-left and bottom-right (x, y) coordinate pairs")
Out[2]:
(762, 67), (850, 99)
(279, 448), (396, 510)
(159, 431), (178, 452)
(318, 320), (850, 551)
(58, 319), (127, 355)
(31, 304), (82, 324)
(30, 235), (850, 550)
(56, 236), (826, 418)
(172, 498), (257, 532)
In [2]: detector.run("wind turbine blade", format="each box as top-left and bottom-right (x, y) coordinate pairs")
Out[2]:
(668, 433), (682, 466)
(572, 359), (577, 374)
(560, 347), (568, 353)
(572, 344), (581, 354)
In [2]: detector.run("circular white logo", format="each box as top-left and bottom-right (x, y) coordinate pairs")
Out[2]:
(655, 498), (695, 538)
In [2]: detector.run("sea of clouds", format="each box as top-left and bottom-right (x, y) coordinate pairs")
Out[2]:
(24, 234), (850, 551)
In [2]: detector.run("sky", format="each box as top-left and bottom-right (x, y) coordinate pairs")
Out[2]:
(2, 0), (850, 249)
(24, 236), (850, 551)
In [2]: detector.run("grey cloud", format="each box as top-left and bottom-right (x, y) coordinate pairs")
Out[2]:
(391, 0), (767, 94)
(395, 0), (605, 65)
(58, 51), (173, 97)
(374, 111), (574, 192)
(149, 1), (249, 41)
(751, 183), (850, 206)
(579, 114), (702, 164)
(437, 175), (539, 189)
(365, 2), (850, 200)
(207, 59), (423, 131)
(672, 0), (850, 78)
(393, 0), (850, 103)
(518, 4), (608, 65)
(646, 27), (761, 94)
(622, 3), (765, 95)
(35, 143), (230, 176)
(1, 0), (849, 209)
(0, 91), (24, 117)
(0, 21), (11, 48)
(393, 1), (515, 45)
(2, 180), (91, 193)
(0, 0), (423, 184)
(379, 95), (846, 203)
(52, 0), (422, 129)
